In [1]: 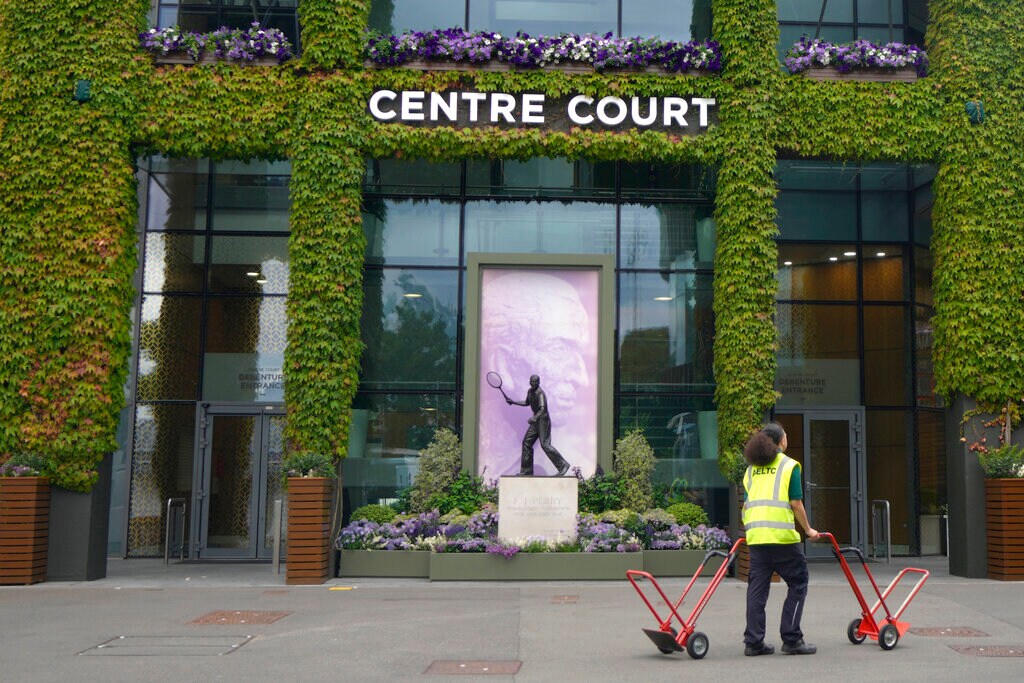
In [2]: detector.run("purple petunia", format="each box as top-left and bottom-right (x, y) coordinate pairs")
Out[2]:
(364, 28), (722, 73)
(784, 37), (928, 77)
(139, 22), (293, 63)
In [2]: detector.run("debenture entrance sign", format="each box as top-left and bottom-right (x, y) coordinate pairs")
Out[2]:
(368, 89), (717, 133)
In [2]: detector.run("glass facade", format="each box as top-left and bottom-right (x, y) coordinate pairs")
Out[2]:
(777, 0), (930, 60)
(351, 157), (724, 521)
(774, 159), (942, 554)
(127, 157), (291, 557)
(369, 0), (714, 42)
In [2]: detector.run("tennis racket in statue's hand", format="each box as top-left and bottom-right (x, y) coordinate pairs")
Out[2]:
(486, 371), (512, 403)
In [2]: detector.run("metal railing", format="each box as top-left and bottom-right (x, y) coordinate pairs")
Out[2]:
(870, 499), (891, 564)
(164, 498), (187, 564)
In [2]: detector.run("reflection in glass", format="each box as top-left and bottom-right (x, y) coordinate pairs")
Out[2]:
(203, 298), (287, 402)
(620, 162), (717, 199)
(622, 0), (712, 42)
(344, 393), (457, 516)
(362, 199), (460, 267)
(211, 172), (290, 232)
(360, 269), (459, 390)
(208, 236), (289, 294)
(861, 191), (908, 241)
(464, 201), (615, 255)
(862, 247), (905, 300)
(863, 306), (909, 406)
(777, 244), (858, 301)
(137, 296), (202, 401)
(368, 0), (466, 33)
(469, 0), (616, 37)
(776, 191), (857, 240)
(206, 415), (255, 550)
(144, 233), (206, 292)
(147, 173), (208, 231)
(127, 404), (196, 557)
(620, 204), (716, 269)
(917, 411), (946, 553)
(466, 158), (613, 197)
(777, 0), (853, 23)
(866, 410), (912, 549)
(914, 246), (932, 306)
(618, 272), (714, 392)
(775, 304), (860, 406)
(806, 418), (853, 545)
(914, 306), (938, 407)
(364, 158), (462, 195)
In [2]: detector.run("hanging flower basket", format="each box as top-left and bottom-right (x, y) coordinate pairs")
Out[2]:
(142, 22), (292, 67)
(801, 66), (918, 83)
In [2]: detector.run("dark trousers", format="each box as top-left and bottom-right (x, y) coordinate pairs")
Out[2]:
(744, 543), (809, 646)
(520, 418), (568, 474)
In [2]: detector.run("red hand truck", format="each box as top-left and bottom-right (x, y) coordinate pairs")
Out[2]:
(817, 532), (929, 650)
(626, 538), (745, 660)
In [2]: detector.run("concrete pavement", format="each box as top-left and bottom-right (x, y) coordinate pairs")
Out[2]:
(1, 555), (1022, 682)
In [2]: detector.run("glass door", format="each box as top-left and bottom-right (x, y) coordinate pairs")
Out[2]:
(776, 409), (866, 557)
(193, 404), (285, 559)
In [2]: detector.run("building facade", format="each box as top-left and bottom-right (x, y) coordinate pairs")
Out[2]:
(2, 1), (1020, 576)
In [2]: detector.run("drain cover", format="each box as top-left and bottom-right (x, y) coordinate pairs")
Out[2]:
(949, 645), (1024, 657)
(191, 610), (292, 625)
(424, 661), (522, 675)
(551, 595), (578, 604)
(78, 635), (252, 656)
(910, 627), (990, 637)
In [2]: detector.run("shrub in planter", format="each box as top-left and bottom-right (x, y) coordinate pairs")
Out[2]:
(407, 428), (462, 513)
(614, 430), (655, 512)
(281, 450), (335, 480)
(666, 501), (710, 528)
(426, 470), (497, 515)
(576, 466), (625, 514)
(349, 504), (397, 525)
(977, 444), (1024, 479)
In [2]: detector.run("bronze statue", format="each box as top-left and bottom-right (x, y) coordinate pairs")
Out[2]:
(506, 374), (571, 476)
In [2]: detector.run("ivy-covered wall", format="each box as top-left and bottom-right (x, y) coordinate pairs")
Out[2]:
(1, 0), (1020, 489)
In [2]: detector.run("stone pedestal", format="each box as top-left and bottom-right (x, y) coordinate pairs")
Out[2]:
(497, 476), (578, 544)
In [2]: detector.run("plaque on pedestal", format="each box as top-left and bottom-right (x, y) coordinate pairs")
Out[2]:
(498, 476), (578, 544)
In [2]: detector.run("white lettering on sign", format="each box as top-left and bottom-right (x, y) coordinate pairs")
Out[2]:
(368, 89), (717, 130)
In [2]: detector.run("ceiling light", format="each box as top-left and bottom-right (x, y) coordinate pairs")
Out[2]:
(653, 296), (673, 301)
(403, 293), (423, 299)
(246, 271), (260, 277)
(876, 251), (886, 257)
(783, 260), (793, 266)
(844, 251), (857, 257)
(828, 256), (838, 262)
(256, 278), (268, 284)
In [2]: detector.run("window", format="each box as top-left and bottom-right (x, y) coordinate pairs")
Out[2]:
(777, 0), (929, 61)
(155, 1), (300, 53)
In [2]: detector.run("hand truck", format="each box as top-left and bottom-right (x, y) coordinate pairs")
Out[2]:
(626, 537), (745, 660)
(817, 532), (929, 651)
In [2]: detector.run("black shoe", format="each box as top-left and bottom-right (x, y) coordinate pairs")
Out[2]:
(781, 640), (816, 655)
(744, 642), (774, 656)
(555, 462), (570, 476)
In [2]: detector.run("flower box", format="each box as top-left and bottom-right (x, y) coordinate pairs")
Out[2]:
(0, 477), (50, 585)
(801, 66), (918, 83)
(339, 549), (430, 578)
(154, 53), (281, 67)
(985, 478), (1024, 581)
(366, 60), (706, 76)
(286, 477), (333, 585)
(642, 549), (725, 577)
(429, 551), (639, 581)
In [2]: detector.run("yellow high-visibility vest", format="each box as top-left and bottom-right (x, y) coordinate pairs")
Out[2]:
(742, 453), (800, 545)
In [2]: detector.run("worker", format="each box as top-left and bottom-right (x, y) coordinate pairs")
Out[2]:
(741, 422), (818, 656)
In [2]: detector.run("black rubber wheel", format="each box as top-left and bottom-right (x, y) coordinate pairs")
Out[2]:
(847, 618), (866, 644)
(879, 624), (899, 651)
(687, 632), (710, 660)
(657, 626), (679, 655)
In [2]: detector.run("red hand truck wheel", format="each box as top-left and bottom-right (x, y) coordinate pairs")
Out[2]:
(847, 618), (866, 644)
(879, 624), (900, 650)
(686, 632), (709, 660)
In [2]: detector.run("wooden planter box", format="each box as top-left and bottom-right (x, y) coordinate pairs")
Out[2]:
(367, 59), (709, 76)
(339, 550), (431, 578)
(0, 477), (50, 585)
(985, 478), (1024, 581)
(800, 66), (918, 82)
(286, 477), (333, 585)
(154, 53), (280, 66)
(642, 549), (725, 577)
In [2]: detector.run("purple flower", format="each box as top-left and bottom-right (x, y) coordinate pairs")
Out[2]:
(785, 36), (928, 76)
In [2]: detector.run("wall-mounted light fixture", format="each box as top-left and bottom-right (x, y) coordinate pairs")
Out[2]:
(965, 100), (985, 125)
(73, 79), (91, 103)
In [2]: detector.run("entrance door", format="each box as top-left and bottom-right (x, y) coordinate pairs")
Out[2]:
(775, 409), (866, 557)
(192, 404), (286, 559)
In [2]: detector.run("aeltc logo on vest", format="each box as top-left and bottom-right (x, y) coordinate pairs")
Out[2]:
(367, 89), (718, 134)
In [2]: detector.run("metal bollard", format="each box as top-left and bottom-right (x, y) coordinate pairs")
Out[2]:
(272, 499), (283, 575)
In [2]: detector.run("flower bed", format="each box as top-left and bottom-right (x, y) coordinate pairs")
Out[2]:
(140, 22), (293, 65)
(785, 38), (928, 78)
(364, 28), (721, 74)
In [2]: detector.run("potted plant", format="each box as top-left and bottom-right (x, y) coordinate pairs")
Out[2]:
(976, 443), (1024, 580)
(0, 453), (50, 585)
(282, 450), (336, 585)
(140, 22), (293, 66)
